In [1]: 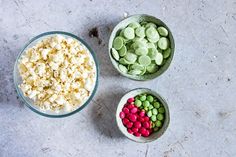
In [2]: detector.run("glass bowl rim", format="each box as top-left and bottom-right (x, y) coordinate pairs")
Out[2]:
(13, 31), (99, 118)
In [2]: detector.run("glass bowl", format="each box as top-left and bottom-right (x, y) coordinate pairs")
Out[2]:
(108, 14), (175, 81)
(116, 88), (170, 143)
(13, 31), (99, 118)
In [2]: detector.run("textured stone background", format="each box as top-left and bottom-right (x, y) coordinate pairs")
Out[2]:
(0, 0), (236, 156)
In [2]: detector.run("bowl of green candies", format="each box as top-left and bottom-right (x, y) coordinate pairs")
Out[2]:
(108, 14), (175, 81)
(116, 88), (170, 143)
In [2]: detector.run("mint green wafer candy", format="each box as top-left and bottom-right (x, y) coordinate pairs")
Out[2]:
(128, 22), (141, 29)
(138, 55), (151, 66)
(135, 99), (142, 107)
(163, 48), (171, 58)
(118, 64), (128, 73)
(118, 45), (127, 57)
(124, 27), (135, 40)
(133, 40), (147, 49)
(143, 100), (150, 107)
(157, 26), (168, 37)
(131, 63), (144, 70)
(125, 52), (137, 63)
(147, 42), (156, 49)
(158, 37), (169, 50)
(145, 22), (157, 28)
(147, 37), (159, 43)
(148, 105), (154, 110)
(113, 37), (123, 50)
(155, 53), (163, 65)
(155, 120), (162, 127)
(111, 48), (119, 61)
(140, 95), (146, 101)
(147, 48), (158, 60)
(135, 47), (148, 56)
(147, 95), (154, 102)
(119, 58), (132, 65)
(140, 66), (146, 75)
(129, 69), (142, 75)
(135, 27), (145, 38)
(146, 27), (159, 40)
(147, 64), (158, 73)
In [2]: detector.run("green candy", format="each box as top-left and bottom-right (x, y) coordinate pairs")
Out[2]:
(125, 52), (137, 63)
(155, 53), (163, 65)
(148, 105), (154, 110)
(135, 47), (148, 56)
(158, 107), (165, 113)
(157, 114), (164, 120)
(145, 22), (157, 28)
(131, 63), (144, 71)
(157, 37), (169, 50)
(147, 64), (158, 73)
(163, 48), (171, 58)
(135, 99), (142, 107)
(135, 27), (145, 38)
(147, 95), (154, 102)
(153, 102), (161, 108)
(157, 26), (168, 37)
(143, 100), (150, 107)
(155, 120), (162, 127)
(140, 95), (146, 101)
(147, 48), (158, 60)
(111, 48), (119, 61)
(152, 108), (158, 115)
(146, 27), (159, 40)
(147, 110), (152, 117)
(128, 22), (141, 29)
(124, 27), (135, 40)
(144, 107), (149, 111)
(151, 115), (157, 121)
(138, 55), (151, 66)
(119, 58), (132, 65)
(129, 69), (142, 75)
(118, 45), (127, 57)
(113, 37), (123, 50)
(118, 64), (128, 73)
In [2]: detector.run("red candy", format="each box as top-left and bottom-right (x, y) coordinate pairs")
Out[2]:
(142, 121), (150, 129)
(139, 110), (145, 117)
(130, 107), (138, 113)
(127, 97), (135, 103)
(126, 122), (133, 128)
(127, 129), (134, 134)
(119, 112), (125, 119)
(129, 114), (137, 122)
(122, 107), (129, 114)
(120, 97), (153, 137)
(134, 121), (141, 128)
(134, 132), (141, 137)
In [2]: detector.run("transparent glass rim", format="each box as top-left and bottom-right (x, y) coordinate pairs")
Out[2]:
(13, 31), (99, 118)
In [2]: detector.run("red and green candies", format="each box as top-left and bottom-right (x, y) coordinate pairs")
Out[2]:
(119, 93), (165, 137)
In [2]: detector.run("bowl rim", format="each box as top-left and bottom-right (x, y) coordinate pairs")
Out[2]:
(115, 88), (170, 143)
(108, 14), (175, 81)
(13, 31), (99, 118)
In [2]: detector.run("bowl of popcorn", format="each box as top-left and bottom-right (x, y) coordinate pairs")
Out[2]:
(14, 31), (99, 117)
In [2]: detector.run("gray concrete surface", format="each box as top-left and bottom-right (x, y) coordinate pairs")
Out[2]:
(0, 0), (236, 156)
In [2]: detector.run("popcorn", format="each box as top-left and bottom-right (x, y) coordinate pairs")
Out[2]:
(18, 35), (96, 112)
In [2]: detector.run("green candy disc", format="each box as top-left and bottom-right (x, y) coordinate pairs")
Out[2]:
(113, 36), (124, 50)
(131, 63), (144, 71)
(147, 63), (158, 73)
(155, 53), (163, 65)
(135, 47), (148, 56)
(147, 48), (158, 60)
(146, 27), (160, 40)
(145, 22), (157, 28)
(119, 58), (132, 65)
(157, 37), (169, 50)
(163, 48), (171, 58)
(125, 52), (137, 63)
(135, 27), (145, 38)
(118, 64), (128, 73)
(124, 27), (135, 40)
(138, 55), (151, 66)
(157, 26), (168, 37)
(111, 48), (119, 61)
(128, 69), (142, 75)
(128, 22), (141, 29)
(118, 45), (127, 57)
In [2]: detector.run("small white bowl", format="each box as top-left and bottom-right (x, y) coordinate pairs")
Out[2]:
(116, 88), (170, 143)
